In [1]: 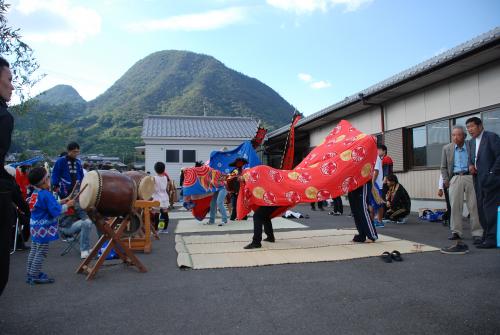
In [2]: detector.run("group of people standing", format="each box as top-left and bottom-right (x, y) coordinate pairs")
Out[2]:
(440, 118), (500, 254)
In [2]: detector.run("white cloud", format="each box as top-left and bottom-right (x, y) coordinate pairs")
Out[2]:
(310, 80), (331, 89)
(266, 0), (373, 14)
(298, 73), (313, 82)
(298, 73), (331, 89)
(126, 7), (246, 32)
(15, 0), (101, 46)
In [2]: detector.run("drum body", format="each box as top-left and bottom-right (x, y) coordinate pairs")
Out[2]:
(79, 170), (137, 217)
(124, 171), (155, 200)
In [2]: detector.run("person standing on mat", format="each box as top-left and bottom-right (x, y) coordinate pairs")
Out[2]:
(228, 157), (248, 221)
(466, 117), (500, 249)
(347, 182), (378, 243)
(244, 206), (278, 249)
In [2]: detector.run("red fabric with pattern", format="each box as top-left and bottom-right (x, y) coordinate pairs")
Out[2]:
(237, 120), (377, 219)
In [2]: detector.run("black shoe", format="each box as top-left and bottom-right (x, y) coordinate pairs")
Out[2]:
(476, 242), (497, 249)
(448, 233), (461, 240)
(472, 237), (483, 245)
(311, 208), (316, 211)
(440, 243), (469, 254)
(243, 243), (261, 249)
(263, 237), (275, 243)
(352, 235), (366, 243)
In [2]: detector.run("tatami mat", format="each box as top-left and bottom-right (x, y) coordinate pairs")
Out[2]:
(174, 217), (308, 234)
(175, 229), (438, 269)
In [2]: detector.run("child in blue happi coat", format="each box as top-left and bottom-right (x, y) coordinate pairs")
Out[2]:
(26, 167), (74, 285)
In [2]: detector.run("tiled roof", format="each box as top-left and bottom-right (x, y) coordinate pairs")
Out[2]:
(269, 26), (500, 138)
(142, 115), (258, 139)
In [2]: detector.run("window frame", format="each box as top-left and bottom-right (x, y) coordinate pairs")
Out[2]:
(165, 149), (180, 163)
(182, 150), (196, 163)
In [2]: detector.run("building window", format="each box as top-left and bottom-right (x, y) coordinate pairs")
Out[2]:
(483, 108), (500, 135)
(183, 150), (196, 163)
(166, 150), (179, 163)
(411, 120), (450, 168)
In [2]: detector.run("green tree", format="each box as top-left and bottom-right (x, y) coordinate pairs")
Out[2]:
(0, 0), (44, 114)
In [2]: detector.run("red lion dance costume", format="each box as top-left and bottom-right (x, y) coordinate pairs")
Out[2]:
(237, 120), (377, 219)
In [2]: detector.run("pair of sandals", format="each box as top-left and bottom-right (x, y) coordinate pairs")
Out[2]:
(381, 250), (403, 263)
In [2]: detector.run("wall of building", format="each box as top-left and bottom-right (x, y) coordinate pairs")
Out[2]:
(384, 61), (500, 131)
(306, 61), (500, 204)
(144, 138), (246, 185)
(383, 60), (500, 200)
(309, 106), (381, 147)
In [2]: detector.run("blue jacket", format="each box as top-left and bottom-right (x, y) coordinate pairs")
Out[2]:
(51, 155), (84, 198)
(29, 189), (66, 243)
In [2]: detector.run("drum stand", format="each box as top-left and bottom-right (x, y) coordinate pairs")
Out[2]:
(76, 208), (147, 280)
(122, 200), (160, 253)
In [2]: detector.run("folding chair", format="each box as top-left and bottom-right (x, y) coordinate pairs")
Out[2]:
(10, 218), (19, 255)
(59, 228), (81, 256)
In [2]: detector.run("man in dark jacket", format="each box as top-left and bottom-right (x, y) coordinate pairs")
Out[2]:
(51, 142), (84, 199)
(466, 117), (500, 249)
(0, 57), (30, 296)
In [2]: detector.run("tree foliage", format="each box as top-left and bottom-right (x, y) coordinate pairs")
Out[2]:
(0, 1), (44, 114)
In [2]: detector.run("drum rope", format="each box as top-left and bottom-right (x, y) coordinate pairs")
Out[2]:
(95, 170), (103, 208)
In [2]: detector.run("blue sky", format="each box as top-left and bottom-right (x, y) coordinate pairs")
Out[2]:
(7, 0), (500, 116)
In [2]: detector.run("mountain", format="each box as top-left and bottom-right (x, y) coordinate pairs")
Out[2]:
(35, 84), (86, 105)
(88, 50), (295, 128)
(12, 51), (297, 158)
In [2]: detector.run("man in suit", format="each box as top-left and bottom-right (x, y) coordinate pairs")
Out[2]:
(466, 117), (500, 249)
(440, 126), (482, 254)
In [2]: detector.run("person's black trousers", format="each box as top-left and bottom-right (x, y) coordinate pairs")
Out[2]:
(474, 176), (500, 244)
(347, 184), (378, 241)
(0, 191), (15, 296)
(332, 197), (343, 214)
(230, 193), (238, 220)
(252, 206), (278, 245)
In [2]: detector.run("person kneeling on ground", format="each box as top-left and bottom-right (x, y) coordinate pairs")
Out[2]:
(384, 174), (411, 223)
(244, 206), (278, 249)
(58, 200), (93, 259)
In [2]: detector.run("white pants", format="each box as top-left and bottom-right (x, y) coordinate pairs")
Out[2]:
(449, 175), (483, 238)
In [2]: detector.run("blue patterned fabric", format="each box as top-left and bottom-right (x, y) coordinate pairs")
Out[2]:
(29, 190), (63, 243)
(209, 141), (261, 174)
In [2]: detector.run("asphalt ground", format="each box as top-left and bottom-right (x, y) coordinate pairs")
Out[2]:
(1, 204), (499, 335)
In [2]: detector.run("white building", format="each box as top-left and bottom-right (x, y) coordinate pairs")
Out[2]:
(141, 115), (259, 184)
(266, 27), (500, 211)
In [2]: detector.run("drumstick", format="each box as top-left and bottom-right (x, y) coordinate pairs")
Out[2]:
(67, 181), (81, 200)
(73, 184), (88, 201)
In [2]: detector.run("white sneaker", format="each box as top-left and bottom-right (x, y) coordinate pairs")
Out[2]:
(80, 250), (90, 259)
